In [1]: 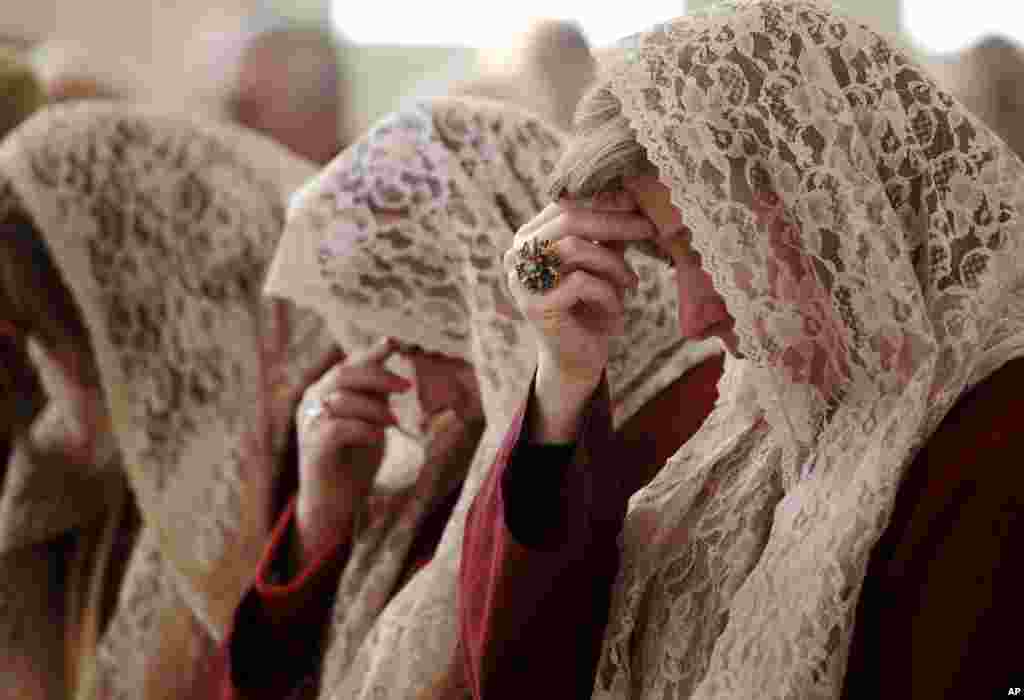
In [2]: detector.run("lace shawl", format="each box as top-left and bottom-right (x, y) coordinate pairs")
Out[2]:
(0, 102), (338, 699)
(579, 2), (1024, 698)
(267, 96), (722, 700)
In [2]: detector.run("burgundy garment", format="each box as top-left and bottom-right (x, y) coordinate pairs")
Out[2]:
(207, 498), (352, 700)
(458, 356), (726, 700)
(842, 357), (1024, 699)
(208, 482), (464, 700)
(459, 356), (1024, 699)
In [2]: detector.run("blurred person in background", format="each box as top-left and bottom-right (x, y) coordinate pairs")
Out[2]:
(929, 35), (1024, 159)
(516, 19), (599, 132)
(226, 19), (348, 165)
(455, 19), (597, 131)
(0, 102), (333, 700)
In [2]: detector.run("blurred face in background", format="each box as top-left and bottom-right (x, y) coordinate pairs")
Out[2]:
(233, 31), (343, 164)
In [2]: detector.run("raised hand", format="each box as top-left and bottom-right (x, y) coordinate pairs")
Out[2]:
(293, 338), (412, 565)
(504, 193), (656, 442)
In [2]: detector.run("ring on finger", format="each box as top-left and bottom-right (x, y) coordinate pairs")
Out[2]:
(300, 392), (336, 430)
(514, 238), (562, 294)
(300, 399), (325, 431)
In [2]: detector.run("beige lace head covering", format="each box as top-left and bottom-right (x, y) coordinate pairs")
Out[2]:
(0, 102), (338, 698)
(576, 1), (1024, 697)
(267, 96), (720, 699)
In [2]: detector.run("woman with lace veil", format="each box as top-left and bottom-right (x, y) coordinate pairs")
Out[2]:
(219, 95), (722, 700)
(454, 20), (597, 132)
(460, 1), (1024, 698)
(0, 101), (340, 699)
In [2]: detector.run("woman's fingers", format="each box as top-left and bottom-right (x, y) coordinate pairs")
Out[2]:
(348, 337), (398, 366)
(301, 344), (346, 389)
(318, 358), (411, 395)
(514, 201), (565, 238)
(316, 337), (397, 389)
(518, 207), (656, 247)
(322, 390), (397, 426)
(523, 270), (626, 323)
(553, 236), (640, 291)
(557, 189), (640, 212)
(316, 417), (389, 449)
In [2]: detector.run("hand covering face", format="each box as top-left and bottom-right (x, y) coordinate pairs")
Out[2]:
(268, 96), (721, 699)
(571, 2), (1024, 697)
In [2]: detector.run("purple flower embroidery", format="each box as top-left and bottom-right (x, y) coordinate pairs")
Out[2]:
(331, 189), (359, 211)
(478, 138), (500, 163)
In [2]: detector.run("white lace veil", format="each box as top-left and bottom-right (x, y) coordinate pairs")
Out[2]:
(266, 96), (721, 699)
(583, 1), (1024, 697)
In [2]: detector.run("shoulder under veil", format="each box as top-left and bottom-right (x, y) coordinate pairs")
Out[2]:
(266, 95), (722, 699)
(576, 1), (1024, 697)
(0, 102), (338, 699)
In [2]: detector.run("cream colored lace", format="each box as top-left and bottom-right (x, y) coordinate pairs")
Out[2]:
(0, 102), (338, 699)
(268, 96), (721, 700)
(588, 1), (1024, 697)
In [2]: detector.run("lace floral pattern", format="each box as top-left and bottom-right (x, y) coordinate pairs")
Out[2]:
(91, 528), (217, 700)
(269, 97), (719, 700)
(589, 1), (1024, 697)
(0, 103), (337, 699)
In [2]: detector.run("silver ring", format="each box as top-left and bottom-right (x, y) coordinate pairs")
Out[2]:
(300, 399), (326, 430)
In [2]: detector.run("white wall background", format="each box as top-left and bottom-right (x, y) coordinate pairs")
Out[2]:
(5, 0), (1022, 138)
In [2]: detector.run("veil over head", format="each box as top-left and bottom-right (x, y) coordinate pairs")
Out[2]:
(0, 102), (337, 699)
(575, 1), (1024, 697)
(267, 96), (720, 699)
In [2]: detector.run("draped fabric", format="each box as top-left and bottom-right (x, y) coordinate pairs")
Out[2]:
(0, 102), (338, 699)
(574, 2), (1024, 697)
(268, 95), (722, 699)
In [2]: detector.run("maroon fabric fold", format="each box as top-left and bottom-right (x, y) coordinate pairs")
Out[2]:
(843, 357), (1024, 698)
(212, 497), (350, 700)
(458, 355), (1024, 698)
(209, 480), (464, 700)
(458, 357), (725, 699)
